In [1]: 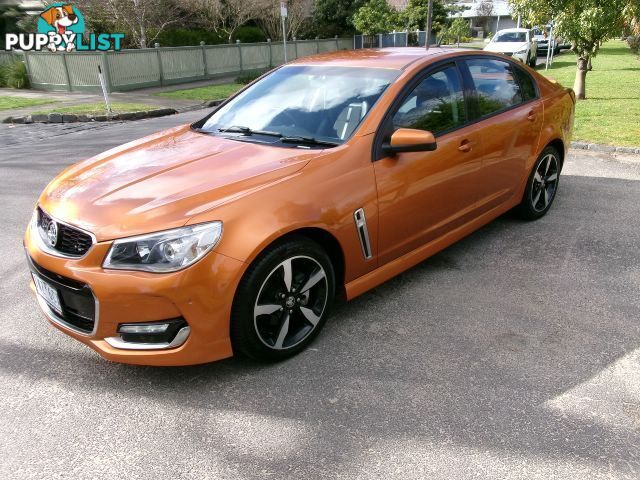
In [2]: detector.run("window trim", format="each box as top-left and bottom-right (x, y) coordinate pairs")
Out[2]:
(372, 54), (541, 162)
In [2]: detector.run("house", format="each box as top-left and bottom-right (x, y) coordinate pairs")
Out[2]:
(449, 0), (520, 37)
(387, 0), (409, 9)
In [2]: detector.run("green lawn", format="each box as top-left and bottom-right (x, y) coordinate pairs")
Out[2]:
(539, 40), (640, 147)
(32, 102), (158, 116)
(156, 83), (243, 102)
(0, 96), (57, 111)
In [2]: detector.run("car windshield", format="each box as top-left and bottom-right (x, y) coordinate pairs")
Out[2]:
(494, 32), (527, 42)
(199, 65), (399, 146)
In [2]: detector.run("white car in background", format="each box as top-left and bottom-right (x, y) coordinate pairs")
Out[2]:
(484, 28), (537, 68)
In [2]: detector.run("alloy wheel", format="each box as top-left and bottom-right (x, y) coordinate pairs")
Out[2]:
(530, 153), (559, 212)
(253, 255), (328, 350)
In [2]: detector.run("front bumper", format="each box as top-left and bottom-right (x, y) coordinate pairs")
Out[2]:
(24, 224), (246, 366)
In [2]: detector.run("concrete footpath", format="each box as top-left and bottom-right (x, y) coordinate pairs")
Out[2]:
(0, 76), (236, 121)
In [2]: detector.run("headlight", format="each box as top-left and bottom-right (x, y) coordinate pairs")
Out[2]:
(515, 48), (528, 54)
(103, 222), (222, 273)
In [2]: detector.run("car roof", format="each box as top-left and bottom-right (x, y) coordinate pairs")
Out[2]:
(288, 47), (463, 70)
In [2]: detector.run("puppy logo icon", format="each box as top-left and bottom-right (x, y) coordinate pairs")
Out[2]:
(4, 3), (124, 52)
(37, 3), (83, 52)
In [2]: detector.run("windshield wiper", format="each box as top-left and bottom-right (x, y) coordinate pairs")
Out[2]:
(280, 135), (339, 147)
(218, 125), (282, 137)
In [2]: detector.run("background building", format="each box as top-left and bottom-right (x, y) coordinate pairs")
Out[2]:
(449, 0), (519, 37)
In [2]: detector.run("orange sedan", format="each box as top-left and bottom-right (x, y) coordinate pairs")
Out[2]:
(24, 48), (575, 365)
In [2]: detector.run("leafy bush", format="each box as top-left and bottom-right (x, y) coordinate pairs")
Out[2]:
(0, 60), (30, 88)
(235, 26), (267, 43)
(155, 29), (224, 46)
(236, 68), (270, 84)
(155, 26), (266, 47)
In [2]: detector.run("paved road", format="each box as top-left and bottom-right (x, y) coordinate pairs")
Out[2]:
(1, 113), (639, 479)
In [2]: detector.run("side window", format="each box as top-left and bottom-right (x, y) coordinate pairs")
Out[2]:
(392, 66), (465, 134)
(512, 66), (537, 101)
(466, 58), (523, 117)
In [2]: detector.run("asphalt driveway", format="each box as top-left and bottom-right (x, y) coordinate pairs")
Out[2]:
(1, 112), (639, 479)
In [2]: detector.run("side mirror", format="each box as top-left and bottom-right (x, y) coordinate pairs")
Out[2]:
(382, 128), (437, 155)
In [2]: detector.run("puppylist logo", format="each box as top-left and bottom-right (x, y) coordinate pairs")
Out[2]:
(4, 3), (124, 52)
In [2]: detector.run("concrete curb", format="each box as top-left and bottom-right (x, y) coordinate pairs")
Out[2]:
(2, 98), (226, 125)
(570, 141), (640, 155)
(3, 107), (179, 124)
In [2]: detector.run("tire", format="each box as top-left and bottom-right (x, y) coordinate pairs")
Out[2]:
(517, 146), (561, 220)
(230, 236), (335, 361)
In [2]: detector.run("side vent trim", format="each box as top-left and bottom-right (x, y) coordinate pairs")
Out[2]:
(354, 208), (372, 260)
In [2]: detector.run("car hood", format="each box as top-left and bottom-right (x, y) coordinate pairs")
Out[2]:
(484, 42), (528, 53)
(39, 125), (318, 241)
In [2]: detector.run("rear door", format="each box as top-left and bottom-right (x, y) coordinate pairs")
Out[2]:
(462, 57), (543, 213)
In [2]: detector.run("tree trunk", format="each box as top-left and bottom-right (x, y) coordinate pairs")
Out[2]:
(573, 56), (588, 100)
(139, 22), (147, 49)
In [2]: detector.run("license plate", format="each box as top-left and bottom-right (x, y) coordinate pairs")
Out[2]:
(33, 274), (63, 315)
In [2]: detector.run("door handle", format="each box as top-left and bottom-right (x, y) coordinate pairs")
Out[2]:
(458, 140), (472, 152)
(527, 111), (537, 121)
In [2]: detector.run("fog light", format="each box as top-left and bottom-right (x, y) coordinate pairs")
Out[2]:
(116, 318), (188, 345)
(119, 323), (170, 334)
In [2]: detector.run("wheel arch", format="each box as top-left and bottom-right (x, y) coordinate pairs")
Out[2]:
(544, 138), (565, 170)
(243, 227), (347, 300)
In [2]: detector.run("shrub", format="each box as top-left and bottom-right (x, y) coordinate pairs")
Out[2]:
(235, 26), (267, 43)
(155, 26), (266, 47)
(236, 68), (270, 84)
(0, 60), (29, 88)
(155, 29), (224, 47)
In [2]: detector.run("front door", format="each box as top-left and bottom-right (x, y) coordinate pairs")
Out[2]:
(373, 64), (483, 265)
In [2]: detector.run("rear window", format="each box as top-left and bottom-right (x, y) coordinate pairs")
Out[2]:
(466, 58), (524, 117)
(512, 66), (537, 101)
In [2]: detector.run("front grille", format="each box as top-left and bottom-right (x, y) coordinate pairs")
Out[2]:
(37, 207), (93, 257)
(28, 256), (96, 333)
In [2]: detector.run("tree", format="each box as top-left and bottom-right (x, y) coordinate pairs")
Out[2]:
(313, 0), (367, 36)
(475, 0), (494, 32)
(76, 0), (179, 48)
(352, 0), (401, 34)
(510, 0), (631, 99)
(187, 0), (262, 44)
(448, 16), (469, 46)
(622, 0), (640, 35)
(256, 0), (313, 41)
(401, 0), (448, 33)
